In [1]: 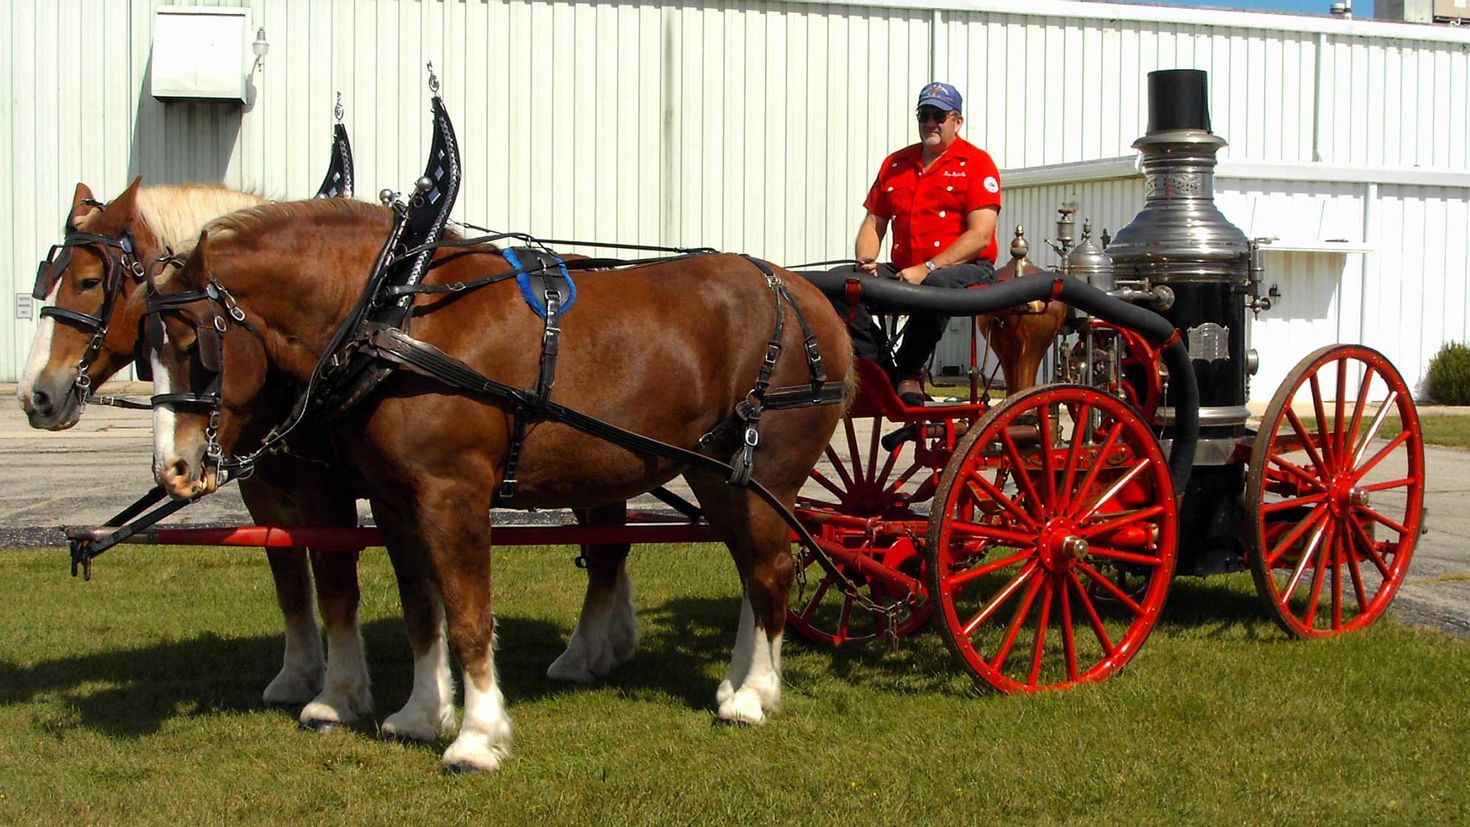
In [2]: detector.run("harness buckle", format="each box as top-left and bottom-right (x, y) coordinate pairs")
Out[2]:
(743, 427), (760, 448)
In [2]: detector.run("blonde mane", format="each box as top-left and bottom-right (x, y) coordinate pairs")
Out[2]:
(202, 197), (404, 241)
(135, 184), (269, 250)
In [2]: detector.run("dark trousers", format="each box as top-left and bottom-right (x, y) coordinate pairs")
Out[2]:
(811, 260), (996, 378)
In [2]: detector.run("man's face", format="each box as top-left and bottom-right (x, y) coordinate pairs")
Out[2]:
(916, 106), (962, 153)
(917, 106), (964, 153)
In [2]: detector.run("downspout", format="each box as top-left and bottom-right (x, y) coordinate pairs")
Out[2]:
(1312, 31), (1326, 162)
(930, 9), (941, 81)
(1359, 181), (1377, 359)
(662, 7), (677, 245)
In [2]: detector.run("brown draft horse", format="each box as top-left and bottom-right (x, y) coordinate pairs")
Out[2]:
(15, 180), (380, 722)
(147, 198), (853, 771)
(21, 184), (641, 732)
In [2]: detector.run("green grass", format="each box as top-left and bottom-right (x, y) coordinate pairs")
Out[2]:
(1, 544), (1466, 824)
(1287, 414), (1470, 450)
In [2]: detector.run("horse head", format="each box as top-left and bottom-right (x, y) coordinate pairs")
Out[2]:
(147, 230), (271, 500)
(18, 176), (150, 428)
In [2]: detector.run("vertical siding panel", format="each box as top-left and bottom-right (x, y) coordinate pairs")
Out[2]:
(3, 0), (1470, 383)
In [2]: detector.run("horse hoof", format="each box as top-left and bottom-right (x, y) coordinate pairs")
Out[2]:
(441, 761), (488, 776)
(301, 718), (339, 734)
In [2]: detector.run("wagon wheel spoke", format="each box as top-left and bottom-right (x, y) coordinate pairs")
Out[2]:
(962, 561), (1040, 637)
(988, 568), (1046, 672)
(1298, 523), (1335, 629)
(1309, 373), (1336, 470)
(1059, 575), (1079, 682)
(940, 547), (1033, 591)
(1057, 402), (1093, 513)
(1344, 366), (1377, 456)
(1284, 408), (1330, 479)
(1067, 570), (1115, 655)
(1026, 577), (1055, 689)
(998, 427), (1045, 523)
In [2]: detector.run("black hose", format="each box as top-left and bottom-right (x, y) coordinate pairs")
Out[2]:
(793, 269), (1198, 495)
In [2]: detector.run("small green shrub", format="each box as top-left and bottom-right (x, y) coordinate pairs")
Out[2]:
(1427, 341), (1470, 405)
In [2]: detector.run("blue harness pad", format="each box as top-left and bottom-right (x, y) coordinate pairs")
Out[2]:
(504, 247), (576, 318)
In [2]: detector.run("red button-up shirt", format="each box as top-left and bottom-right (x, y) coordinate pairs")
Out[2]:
(862, 138), (1002, 269)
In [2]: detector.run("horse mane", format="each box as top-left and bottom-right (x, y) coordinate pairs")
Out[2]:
(202, 197), (469, 245)
(135, 184), (269, 250)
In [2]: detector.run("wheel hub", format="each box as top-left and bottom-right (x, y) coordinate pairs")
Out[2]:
(1037, 518), (1088, 573)
(1328, 473), (1369, 517)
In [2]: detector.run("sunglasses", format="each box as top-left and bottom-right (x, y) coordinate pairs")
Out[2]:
(916, 108), (956, 124)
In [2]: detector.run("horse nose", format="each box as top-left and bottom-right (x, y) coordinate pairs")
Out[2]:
(30, 388), (54, 416)
(161, 458), (202, 499)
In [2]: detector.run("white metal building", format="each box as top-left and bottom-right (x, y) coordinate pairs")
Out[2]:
(3, 0), (1468, 398)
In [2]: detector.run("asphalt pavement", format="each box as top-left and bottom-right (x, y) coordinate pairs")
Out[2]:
(2, 383), (1466, 637)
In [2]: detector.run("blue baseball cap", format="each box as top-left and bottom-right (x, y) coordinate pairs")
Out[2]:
(917, 82), (962, 112)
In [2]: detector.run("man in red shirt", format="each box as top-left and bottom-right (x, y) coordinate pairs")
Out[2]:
(830, 82), (1001, 405)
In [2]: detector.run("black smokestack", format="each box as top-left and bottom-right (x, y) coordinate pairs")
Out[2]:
(1146, 69), (1211, 134)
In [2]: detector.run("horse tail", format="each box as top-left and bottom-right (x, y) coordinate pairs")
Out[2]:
(841, 352), (860, 413)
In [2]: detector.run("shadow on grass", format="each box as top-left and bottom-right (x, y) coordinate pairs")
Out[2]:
(0, 580), (1292, 738)
(1155, 575), (1281, 641)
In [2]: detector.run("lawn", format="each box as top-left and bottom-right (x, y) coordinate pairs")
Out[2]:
(0, 543), (1465, 824)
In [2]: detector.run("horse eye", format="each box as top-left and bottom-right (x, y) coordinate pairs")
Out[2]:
(79, 277), (103, 291)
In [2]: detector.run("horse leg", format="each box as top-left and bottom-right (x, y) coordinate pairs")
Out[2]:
(257, 546), (324, 705)
(400, 481), (511, 772)
(373, 496), (456, 743)
(684, 470), (794, 725)
(241, 470), (371, 729)
(299, 545), (372, 730)
(547, 502), (638, 683)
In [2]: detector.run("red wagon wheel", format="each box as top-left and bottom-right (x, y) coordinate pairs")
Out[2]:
(788, 413), (936, 645)
(1246, 344), (1424, 638)
(926, 384), (1178, 692)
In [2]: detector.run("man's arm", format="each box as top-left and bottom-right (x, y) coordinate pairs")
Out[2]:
(854, 212), (888, 275)
(896, 206), (999, 285)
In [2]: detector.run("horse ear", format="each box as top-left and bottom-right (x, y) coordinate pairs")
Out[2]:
(94, 176), (143, 234)
(156, 230), (209, 292)
(181, 231), (212, 287)
(68, 182), (101, 230)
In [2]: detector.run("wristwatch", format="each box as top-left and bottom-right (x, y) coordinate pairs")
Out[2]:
(923, 260), (937, 273)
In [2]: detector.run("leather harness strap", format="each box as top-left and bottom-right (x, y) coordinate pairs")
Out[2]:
(497, 247), (573, 501)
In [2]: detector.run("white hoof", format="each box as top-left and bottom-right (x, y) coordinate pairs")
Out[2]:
(546, 632), (623, 683)
(382, 701), (456, 743)
(299, 682), (372, 730)
(545, 651), (600, 684)
(262, 666), (323, 706)
(441, 725), (512, 773)
(717, 688), (767, 725)
(715, 679), (736, 706)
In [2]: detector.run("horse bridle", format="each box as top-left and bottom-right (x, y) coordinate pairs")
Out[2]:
(33, 210), (148, 405)
(143, 274), (265, 480)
